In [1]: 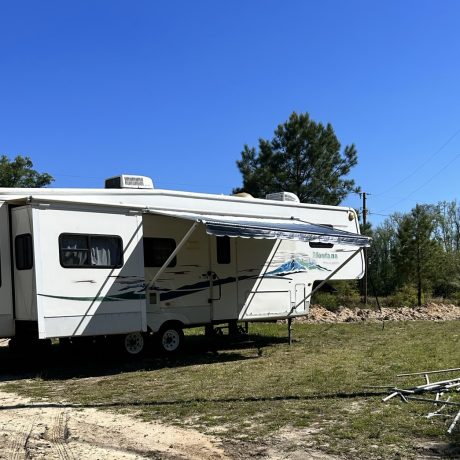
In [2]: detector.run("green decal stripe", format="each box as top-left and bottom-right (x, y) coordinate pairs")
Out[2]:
(37, 291), (146, 302)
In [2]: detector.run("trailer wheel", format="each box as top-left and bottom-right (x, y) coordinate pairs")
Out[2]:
(157, 324), (184, 354)
(122, 332), (145, 356)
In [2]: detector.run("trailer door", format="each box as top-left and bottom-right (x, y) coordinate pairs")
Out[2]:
(209, 235), (238, 321)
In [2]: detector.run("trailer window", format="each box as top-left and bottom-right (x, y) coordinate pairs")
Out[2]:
(59, 234), (123, 268)
(143, 238), (176, 267)
(15, 233), (34, 270)
(216, 236), (231, 264)
(309, 224), (335, 248)
(309, 242), (334, 249)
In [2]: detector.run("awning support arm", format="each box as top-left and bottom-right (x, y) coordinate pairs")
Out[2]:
(146, 221), (199, 290)
(290, 247), (363, 314)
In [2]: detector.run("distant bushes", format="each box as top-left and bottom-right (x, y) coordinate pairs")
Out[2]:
(311, 281), (361, 311)
(311, 281), (460, 312)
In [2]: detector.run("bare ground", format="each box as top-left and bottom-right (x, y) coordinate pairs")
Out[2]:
(0, 389), (230, 460)
(0, 389), (339, 460)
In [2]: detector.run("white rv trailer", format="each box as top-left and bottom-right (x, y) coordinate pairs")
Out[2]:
(0, 175), (370, 354)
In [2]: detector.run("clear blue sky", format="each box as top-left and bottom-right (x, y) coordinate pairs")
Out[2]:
(1, 0), (459, 226)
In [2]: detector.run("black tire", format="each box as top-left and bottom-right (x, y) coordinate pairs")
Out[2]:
(122, 332), (145, 356)
(157, 324), (184, 354)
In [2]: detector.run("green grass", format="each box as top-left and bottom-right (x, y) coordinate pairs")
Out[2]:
(2, 321), (460, 459)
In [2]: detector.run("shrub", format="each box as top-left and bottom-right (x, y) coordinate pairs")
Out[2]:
(448, 291), (460, 306)
(311, 280), (361, 311)
(311, 292), (341, 311)
(385, 284), (420, 308)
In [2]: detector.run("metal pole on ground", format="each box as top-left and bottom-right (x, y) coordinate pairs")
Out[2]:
(362, 192), (368, 306)
(288, 318), (293, 346)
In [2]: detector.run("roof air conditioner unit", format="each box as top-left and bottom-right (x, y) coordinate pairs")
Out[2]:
(105, 175), (154, 189)
(265, 191), (300, 203)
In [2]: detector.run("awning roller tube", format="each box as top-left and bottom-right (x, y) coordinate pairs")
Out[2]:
(206, 222), (369, 247)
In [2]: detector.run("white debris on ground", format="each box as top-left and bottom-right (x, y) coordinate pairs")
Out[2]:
(378, 368), (460, 435)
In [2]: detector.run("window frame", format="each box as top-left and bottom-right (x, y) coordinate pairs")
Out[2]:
(59, 233), (124, 269)
(143, 237), (177, 268)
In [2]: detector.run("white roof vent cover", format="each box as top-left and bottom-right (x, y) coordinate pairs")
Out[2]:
(265, 191), (300, 203)
(105, 175), (154, 189)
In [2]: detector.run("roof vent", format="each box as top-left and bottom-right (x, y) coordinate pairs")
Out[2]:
(232, 192), (255, 199)
(105, 175), (154, 189)
(265, 191), (300, 203)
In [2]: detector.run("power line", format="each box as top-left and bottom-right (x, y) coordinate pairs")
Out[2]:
(374, 126), (460, 197)
(369, 212), (391, 217)
(380, 149), (460, 213)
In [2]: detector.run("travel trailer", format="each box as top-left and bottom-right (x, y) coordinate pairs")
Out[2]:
(0, 175), (370, 355)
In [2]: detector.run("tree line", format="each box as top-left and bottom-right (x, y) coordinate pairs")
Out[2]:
(368, 201), (460, 306)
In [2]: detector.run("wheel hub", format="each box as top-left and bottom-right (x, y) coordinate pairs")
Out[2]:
(124, 332), (144, 355)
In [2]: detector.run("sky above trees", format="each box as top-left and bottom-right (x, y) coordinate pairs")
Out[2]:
(1, 1), (459, 226)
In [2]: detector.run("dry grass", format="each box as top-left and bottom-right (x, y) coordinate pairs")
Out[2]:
(1, 320), (460, 459)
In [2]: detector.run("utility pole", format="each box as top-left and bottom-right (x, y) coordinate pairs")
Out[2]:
(362, 192), (368, 305)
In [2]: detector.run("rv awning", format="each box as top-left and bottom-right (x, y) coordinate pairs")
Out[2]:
(143, 210), (371, 247)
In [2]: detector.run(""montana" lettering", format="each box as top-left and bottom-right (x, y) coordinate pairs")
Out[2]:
(312, 252), (338, 260)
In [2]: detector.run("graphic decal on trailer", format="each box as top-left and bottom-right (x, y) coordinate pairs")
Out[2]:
(37, 254), (334, 304)
(265, 257), (331, 277)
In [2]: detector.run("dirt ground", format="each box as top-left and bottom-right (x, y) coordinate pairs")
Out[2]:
(0, 388), (339, 460)
(0, 389), (230, 460)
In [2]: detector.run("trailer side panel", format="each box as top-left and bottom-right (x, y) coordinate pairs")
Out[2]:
(31, 204), (146, 339)
(0, 203), (14, 337)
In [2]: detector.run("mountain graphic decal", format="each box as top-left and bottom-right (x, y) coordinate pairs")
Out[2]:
(266, 258), (330, 277)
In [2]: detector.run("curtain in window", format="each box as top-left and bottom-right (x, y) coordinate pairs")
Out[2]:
(61, 236), (89, 266)
(90, 237), (121, 266)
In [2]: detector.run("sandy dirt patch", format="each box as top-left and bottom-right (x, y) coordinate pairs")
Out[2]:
(0, 389), (228, 460)
(0, 389), (340, 460)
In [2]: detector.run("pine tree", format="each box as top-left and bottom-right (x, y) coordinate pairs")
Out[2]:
(393, 204), (440, 306)
(234, 112), (359, 205)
